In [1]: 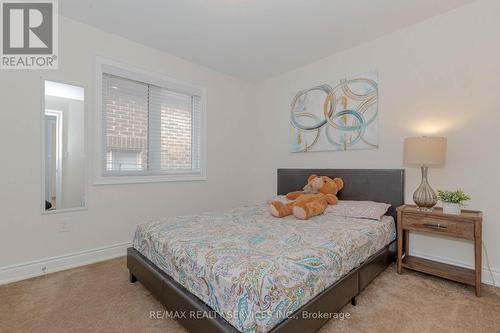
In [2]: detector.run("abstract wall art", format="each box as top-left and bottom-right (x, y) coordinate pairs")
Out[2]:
(290, 71), (379, 152)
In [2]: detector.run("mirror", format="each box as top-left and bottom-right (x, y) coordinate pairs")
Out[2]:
(43, 80), (86, 212)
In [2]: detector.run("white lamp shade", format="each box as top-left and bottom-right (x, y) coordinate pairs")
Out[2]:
(404, 137), (447, 167)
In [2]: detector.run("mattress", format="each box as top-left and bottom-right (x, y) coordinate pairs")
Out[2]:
(133, 204), (396, 333)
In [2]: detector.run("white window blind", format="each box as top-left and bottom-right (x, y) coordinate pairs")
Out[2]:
(102, 72), (202, 178)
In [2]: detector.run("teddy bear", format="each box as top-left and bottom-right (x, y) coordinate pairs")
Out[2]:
(269, 175), (344, 220)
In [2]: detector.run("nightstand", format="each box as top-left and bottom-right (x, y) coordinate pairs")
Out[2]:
(396, 205), (483, 296)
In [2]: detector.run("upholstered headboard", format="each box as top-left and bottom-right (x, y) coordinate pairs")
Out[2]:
(277, 169), (405, 220)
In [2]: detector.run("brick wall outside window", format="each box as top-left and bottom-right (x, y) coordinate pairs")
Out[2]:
(103, 73), (195, 173)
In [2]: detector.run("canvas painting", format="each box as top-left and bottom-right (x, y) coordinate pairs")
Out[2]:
(290, 71), (379, 152)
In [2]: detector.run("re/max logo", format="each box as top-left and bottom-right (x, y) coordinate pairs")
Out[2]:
(150, 310), (220, 320)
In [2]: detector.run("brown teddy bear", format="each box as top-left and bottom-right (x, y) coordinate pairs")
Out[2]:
(269, 175), (344, 220)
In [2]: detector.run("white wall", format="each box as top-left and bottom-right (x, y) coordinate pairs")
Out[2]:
(251, 0), (500, 282)
(0, 16), (256, 281)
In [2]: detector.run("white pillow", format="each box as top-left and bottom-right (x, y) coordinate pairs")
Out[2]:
(325, 200), (391, 220)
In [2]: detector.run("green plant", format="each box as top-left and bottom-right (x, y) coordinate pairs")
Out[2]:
(437, 190), (471, 205)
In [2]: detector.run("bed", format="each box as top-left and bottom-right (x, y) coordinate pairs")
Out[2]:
(127, 169), (405, 333)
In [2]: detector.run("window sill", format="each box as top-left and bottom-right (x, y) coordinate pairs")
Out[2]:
(93, 174), (206, 185)
(42, 206), (88, 215)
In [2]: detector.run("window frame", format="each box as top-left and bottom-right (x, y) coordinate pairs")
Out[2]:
(94, 57), (207, 185)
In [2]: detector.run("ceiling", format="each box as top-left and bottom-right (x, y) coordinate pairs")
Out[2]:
(60, 0), (475, 81)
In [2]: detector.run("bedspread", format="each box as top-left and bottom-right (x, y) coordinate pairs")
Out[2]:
(133, 204), (395, 333)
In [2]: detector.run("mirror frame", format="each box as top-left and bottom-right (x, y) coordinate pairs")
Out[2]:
(41, 77), (88, 214)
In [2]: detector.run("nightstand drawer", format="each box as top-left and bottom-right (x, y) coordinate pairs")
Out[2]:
(402, 214), (474, 239)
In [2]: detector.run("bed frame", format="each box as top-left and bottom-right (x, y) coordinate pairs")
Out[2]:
(127, 169), (405, 333)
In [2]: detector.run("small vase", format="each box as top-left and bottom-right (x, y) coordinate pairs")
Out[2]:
(442, 202), (461, 215)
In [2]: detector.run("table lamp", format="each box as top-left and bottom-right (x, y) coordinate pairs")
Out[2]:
(404, 137), (447, 210)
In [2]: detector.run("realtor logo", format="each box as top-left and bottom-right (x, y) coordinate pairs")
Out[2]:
(1, 0), (58, 69)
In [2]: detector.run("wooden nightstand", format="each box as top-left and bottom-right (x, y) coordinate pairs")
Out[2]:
(396, 205), (483, 296)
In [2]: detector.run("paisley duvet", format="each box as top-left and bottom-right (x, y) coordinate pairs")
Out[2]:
(133, 204), (395, 333)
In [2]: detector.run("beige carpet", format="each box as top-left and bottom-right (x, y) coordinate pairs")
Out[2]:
(1, 257), (499, 333)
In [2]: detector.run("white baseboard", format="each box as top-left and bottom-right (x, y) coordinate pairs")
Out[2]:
(0, 242), (131, 286)
(411, 250), (500, 287)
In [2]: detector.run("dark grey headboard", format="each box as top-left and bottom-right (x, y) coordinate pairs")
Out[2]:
(277, 169), (405, 220)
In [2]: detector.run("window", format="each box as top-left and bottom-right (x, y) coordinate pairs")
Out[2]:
(96, 59), (205, 184)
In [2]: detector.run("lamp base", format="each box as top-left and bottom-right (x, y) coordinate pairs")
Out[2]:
(416, 206), (435, 212)
(413, 166), (437, 209)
